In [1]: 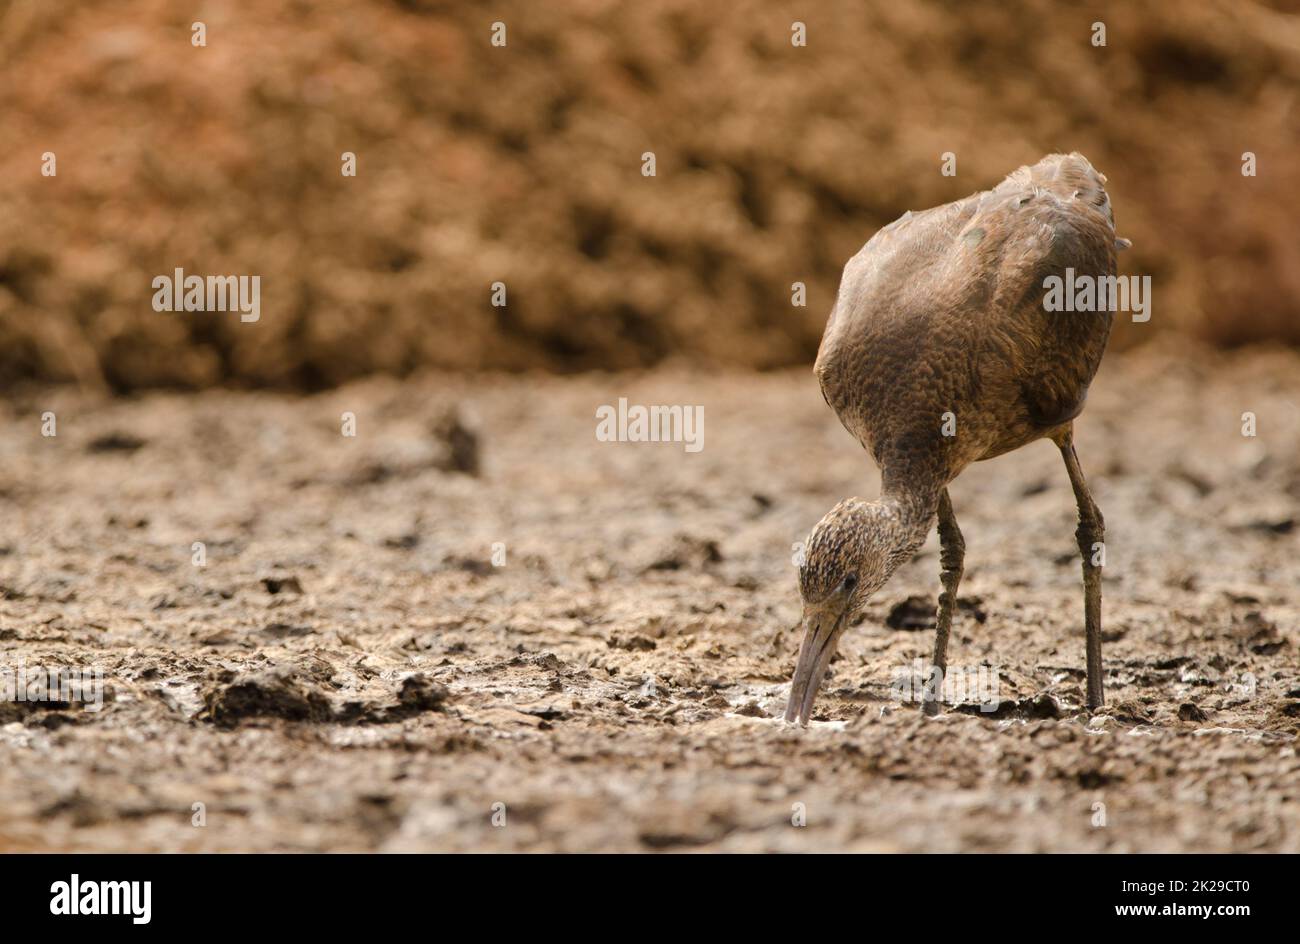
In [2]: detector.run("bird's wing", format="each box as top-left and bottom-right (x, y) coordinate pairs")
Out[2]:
(968, 153), (1126, 427)
(816, 154), (1127, 461)
(835, 152), (1126, 323)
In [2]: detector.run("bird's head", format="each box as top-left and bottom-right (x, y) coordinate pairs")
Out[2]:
(784, 497), (922, 725)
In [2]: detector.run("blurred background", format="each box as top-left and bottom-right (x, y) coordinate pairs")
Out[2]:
(1, 0), (1298, 392)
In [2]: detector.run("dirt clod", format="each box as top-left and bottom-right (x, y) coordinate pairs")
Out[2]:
(608, 633), (657, 652)
(202, 667), (334, 728)
(261, 576), (304, 595)
(886, 595), (935, 630)
(433, 408), (480, 476)
(86, 433), (146, 454)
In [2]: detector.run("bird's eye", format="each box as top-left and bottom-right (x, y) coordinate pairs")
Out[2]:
(842, 574), (859, 593)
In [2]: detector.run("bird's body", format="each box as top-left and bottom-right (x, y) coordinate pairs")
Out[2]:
(817, 153), (1118, 495)
(786, 153), (1126, 725)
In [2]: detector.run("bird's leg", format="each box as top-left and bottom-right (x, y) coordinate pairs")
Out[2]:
(1057, 433), (1105, 710)
(924, 488), (964, 716)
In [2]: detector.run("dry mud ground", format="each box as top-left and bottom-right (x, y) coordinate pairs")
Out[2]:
(1, 343), (1298, 852)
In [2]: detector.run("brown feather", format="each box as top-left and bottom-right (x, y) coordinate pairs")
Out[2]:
(815, 152), (1122, 502)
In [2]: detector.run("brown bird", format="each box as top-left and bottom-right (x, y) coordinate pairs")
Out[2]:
(785, 153), (1127, 725)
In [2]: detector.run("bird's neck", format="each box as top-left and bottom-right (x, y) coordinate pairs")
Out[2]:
(877, 479), (941, 562)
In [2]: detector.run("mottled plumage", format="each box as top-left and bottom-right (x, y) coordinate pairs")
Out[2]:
(786, 153), (1125, 725)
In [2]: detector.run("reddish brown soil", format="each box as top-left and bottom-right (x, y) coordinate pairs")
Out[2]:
(3, 0), (1300, 390)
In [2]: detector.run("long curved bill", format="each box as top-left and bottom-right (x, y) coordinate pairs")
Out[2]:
(783, 608), (846, 725)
